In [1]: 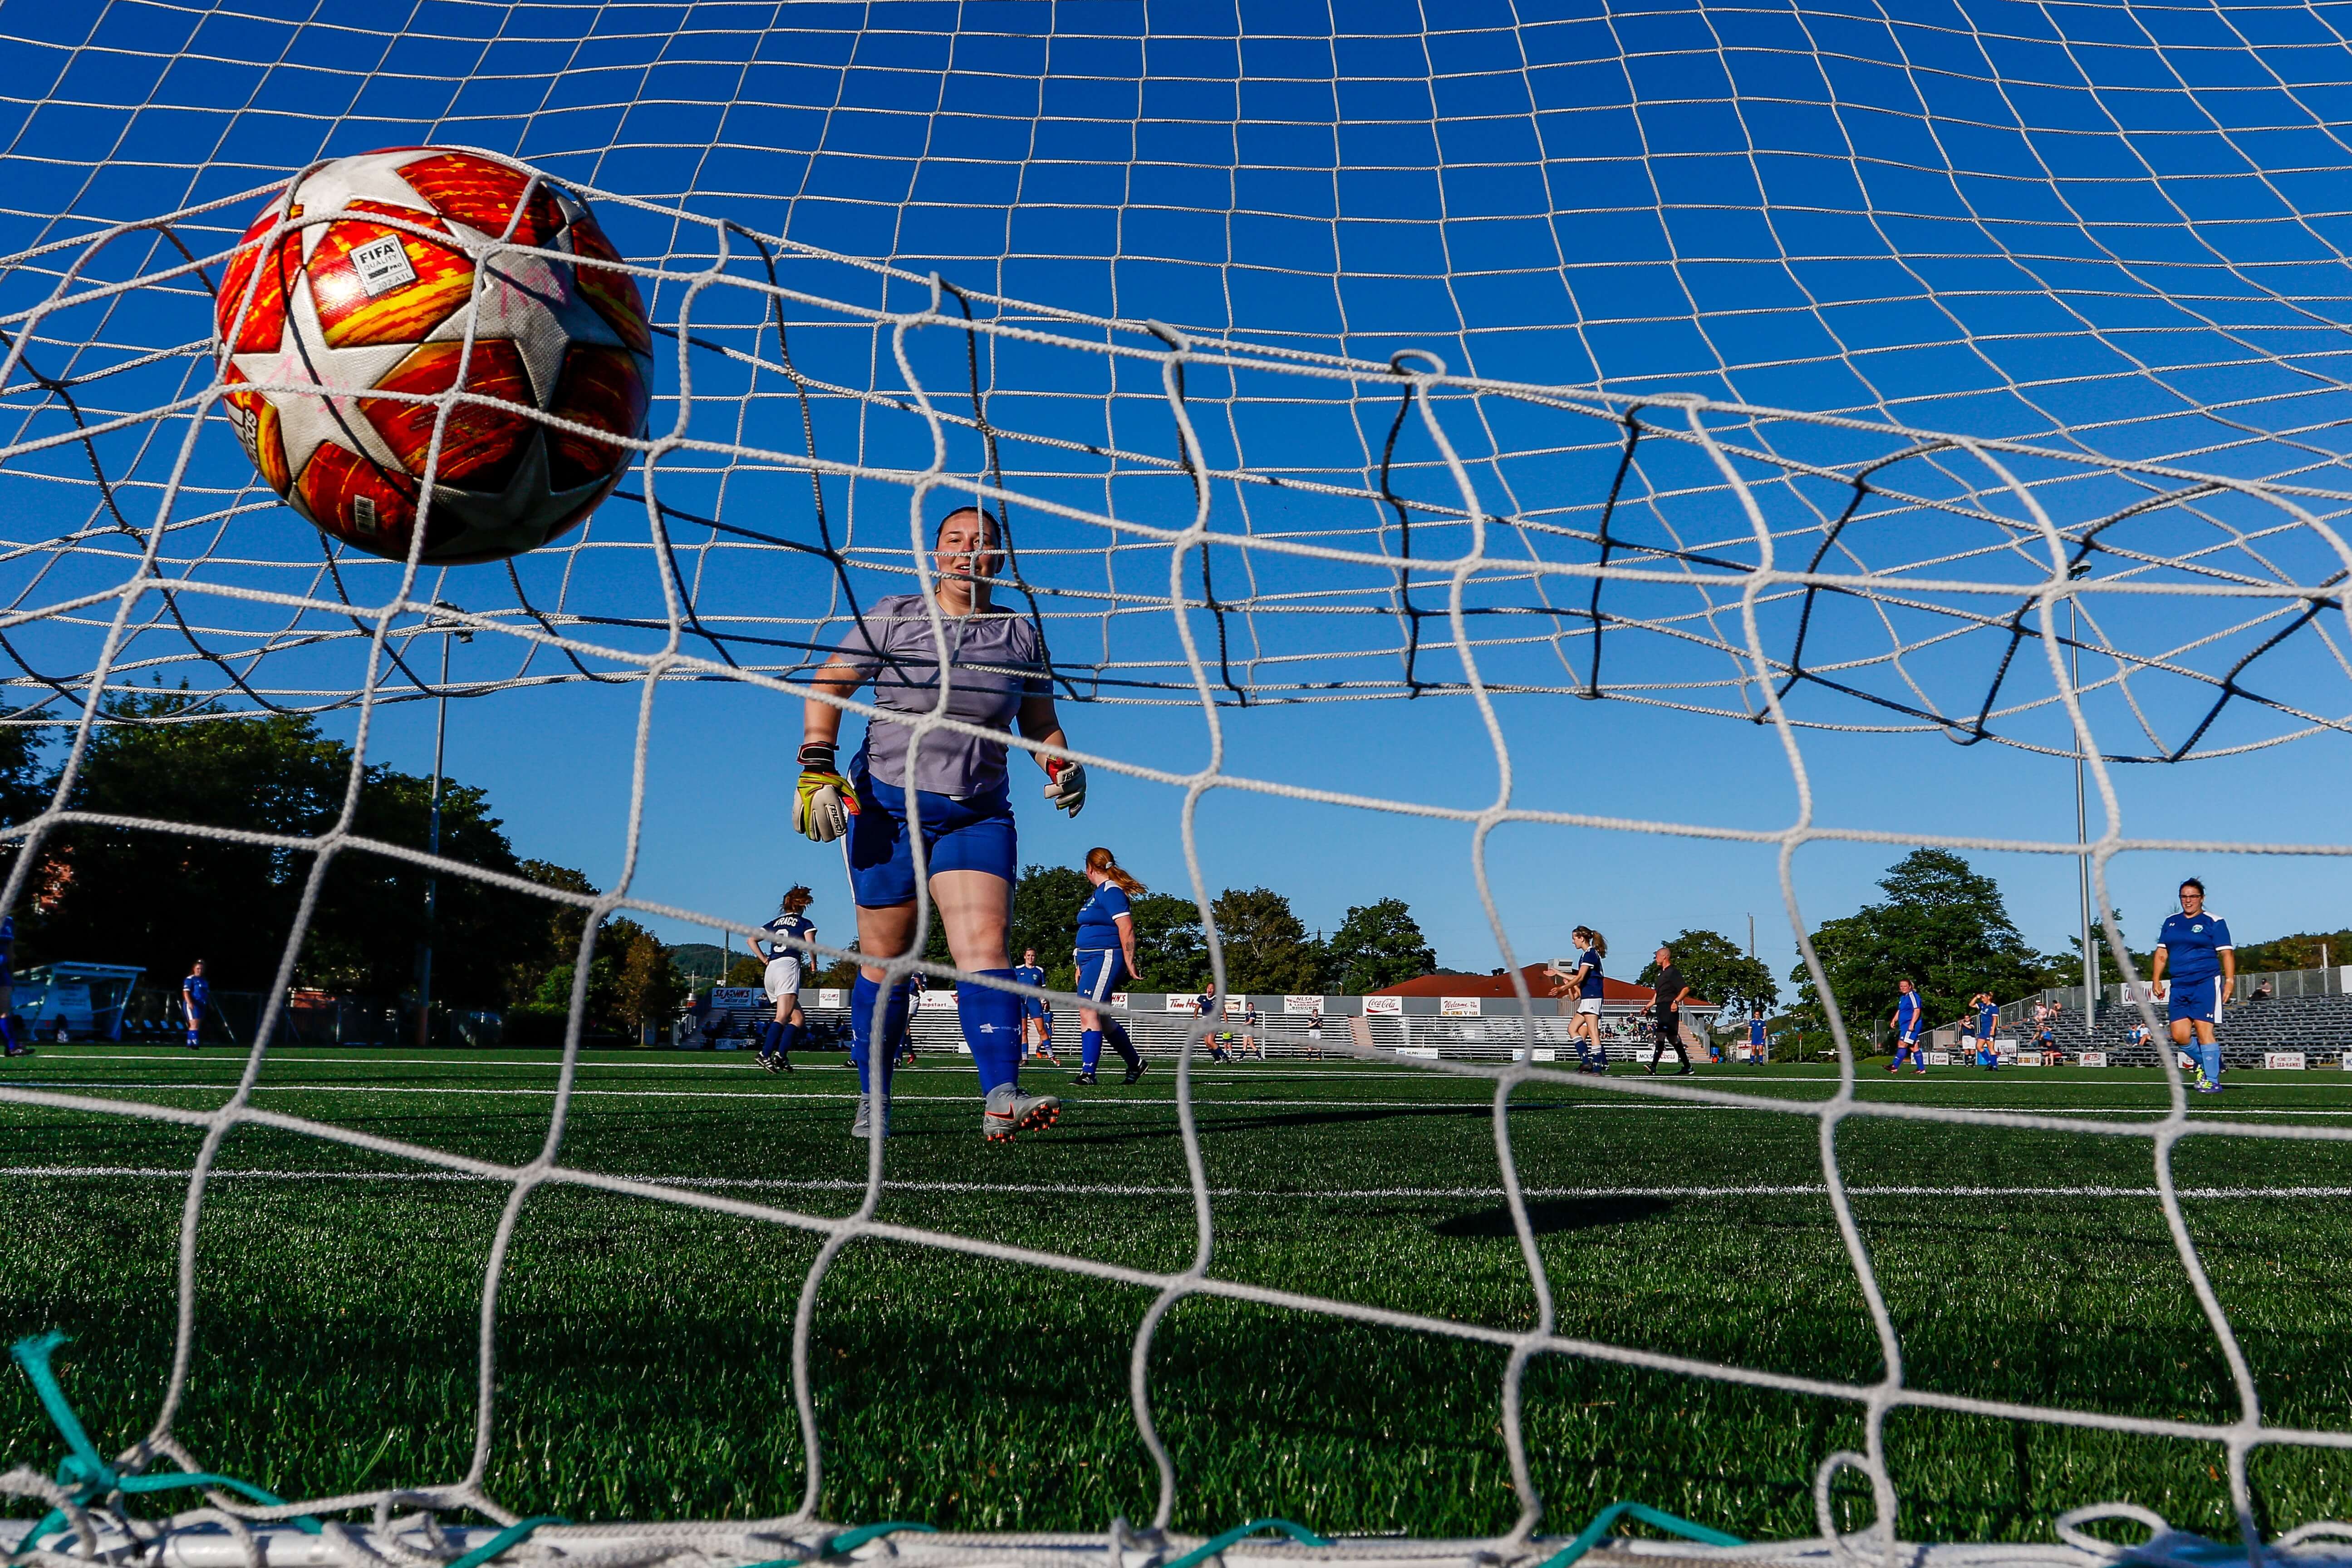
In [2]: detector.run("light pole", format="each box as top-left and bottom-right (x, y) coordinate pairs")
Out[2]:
(2072, 597), (2095, 1022)
(417, 603), (472, 1048)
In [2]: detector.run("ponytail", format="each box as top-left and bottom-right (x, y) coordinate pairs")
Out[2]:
(1574, 925), (1607, 961)
(1085, 846), (1145, 897)
(781, 885), (814, 914)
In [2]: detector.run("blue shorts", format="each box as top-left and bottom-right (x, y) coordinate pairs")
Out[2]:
(847, 770), (1017, 908)
(1075, 947), (1126, 1004)
(2168, 976), (2224, 1026)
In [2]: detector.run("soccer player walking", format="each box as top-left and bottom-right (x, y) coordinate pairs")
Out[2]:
(1887, 979), (1926, 1073)
(745, 886), (815, 1072)
(1014, 947), (1056, 1062)
(182, 959), (209, 1050)
(1645, 945), (1693, 1075)
(1971, 991), (2000, 1070)
(1554, 928), (1608, 1072)
(2150, 877), (2234, 1093)
(1198, 985), (1233, 1063)
(795, 506), (1084, 1141)
(1070, 847), (1148, 1086)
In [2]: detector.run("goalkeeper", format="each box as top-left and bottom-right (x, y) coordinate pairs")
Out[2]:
(796, 505), (1084, 1142)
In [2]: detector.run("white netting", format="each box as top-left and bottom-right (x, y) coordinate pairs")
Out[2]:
(1, 4), (2351, 1568)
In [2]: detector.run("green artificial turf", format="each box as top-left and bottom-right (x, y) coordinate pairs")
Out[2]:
(5, 1048), (2352, 1546)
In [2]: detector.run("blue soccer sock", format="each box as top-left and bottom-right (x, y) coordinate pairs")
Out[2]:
(849, 975), (911, 1096)
(2203, 1041), (2223, 1084)
(960, 970), (1025, 1095)
(775, 1019), (798, 1057)
(1102, 1015), (1139, 1067)
(1080, 1029), (1102, 1072)
(756, 1020), (779, 1057)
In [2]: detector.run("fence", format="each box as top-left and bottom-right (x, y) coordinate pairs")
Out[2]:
(768, 992), (1725, 1064)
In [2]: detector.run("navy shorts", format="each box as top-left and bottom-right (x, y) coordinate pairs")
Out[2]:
(1075, 947), (1126, 1004)
(2168, 975), (2224, 1026)
(847, 770), (1017, 908)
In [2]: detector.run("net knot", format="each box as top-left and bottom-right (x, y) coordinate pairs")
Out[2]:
(8, 1330), (324, 1551)
(1162, 1518), (1331, 1568)
(1530, 1501), (1743, 1568)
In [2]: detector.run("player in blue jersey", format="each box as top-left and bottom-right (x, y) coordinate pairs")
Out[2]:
(745, 886), (815, 1073)
(181, 959), (209, 1050)
(1971, 991), (2000, 1070)
(0, 914), (23, 1057)
(1197, 985), (1234, 1063)
(1070, 847), (1148, 1086)
(1014, 948), (1056, 1063)
(1886, 979), (1926, 1073)
(1551, 928), (1608, 1073)
(1747, 1008), (1766, 1064)
(2150, 877), (2234, 1092)
(796, 506), (1082, 1141)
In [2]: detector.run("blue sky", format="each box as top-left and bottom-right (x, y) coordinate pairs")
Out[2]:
(1, 0), (2349, 998)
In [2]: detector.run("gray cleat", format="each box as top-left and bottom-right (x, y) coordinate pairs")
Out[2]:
(982, 1082), (1061, 1142)
(850, 1093), (892, 1139)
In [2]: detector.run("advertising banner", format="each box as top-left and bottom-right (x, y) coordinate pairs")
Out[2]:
(1440, 996), (1482, 1017)
(2079, 1051), (2108, 1067)
(815, 988), (845, 1009)
(1361, 995), (1403, 1016)
(1166, 994), (1202, 1013)
(1284, 994), (1321, 1014)
(2266, 1051), (2308, 1071)
(710, 988), (760, 1010)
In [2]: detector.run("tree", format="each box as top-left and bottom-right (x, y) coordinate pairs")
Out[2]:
(1788, 849), (2042, 1047)
(1009, 863), (1091, 988)
(1208, 886), (1323, 994)
(0, 725), (46, 830)
(2220, 928), (2351, 976)
(508, 860), (600, 1009)
(607, 917), (684, 1034)
(1130, 893), (1208, 992)
(27, 693), (349, 987)
(1324, 898), (1434, 993)
(303, 769), (549, 1008)
(1639, 928), (1777, 1017)
(22, 687), (598, 1013)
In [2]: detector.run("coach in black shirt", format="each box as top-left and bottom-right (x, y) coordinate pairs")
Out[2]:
(1648, 944), (1693, 1076)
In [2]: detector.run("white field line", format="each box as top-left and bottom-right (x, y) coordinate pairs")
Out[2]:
(8, 1081), (2352, 1115)
(5, 1166), (2351, 1200)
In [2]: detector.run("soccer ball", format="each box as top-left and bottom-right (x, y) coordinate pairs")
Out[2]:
(214, 147), (653, 565)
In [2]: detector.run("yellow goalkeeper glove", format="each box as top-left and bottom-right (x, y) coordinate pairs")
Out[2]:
(795, 742), (859, 842)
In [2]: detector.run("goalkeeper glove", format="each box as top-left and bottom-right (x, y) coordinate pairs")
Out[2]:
(795, 742), (859, 842)
(1042, 757), (1086, 817)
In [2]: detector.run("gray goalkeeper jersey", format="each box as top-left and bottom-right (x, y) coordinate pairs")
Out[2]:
(837, 594), (1051, 798)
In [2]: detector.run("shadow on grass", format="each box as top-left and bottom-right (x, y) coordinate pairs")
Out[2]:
(1434, 1194), (1674, 1237)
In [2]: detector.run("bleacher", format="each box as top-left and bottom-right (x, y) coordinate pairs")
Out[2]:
(1950, 966), (2352, 1067)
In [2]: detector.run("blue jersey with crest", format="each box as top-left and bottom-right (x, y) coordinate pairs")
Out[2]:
(1895, 991), (1921, 1032)
(2157, 911), (2232, 984)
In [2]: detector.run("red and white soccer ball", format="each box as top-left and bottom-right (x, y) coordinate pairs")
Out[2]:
(215, 147), (653, 565)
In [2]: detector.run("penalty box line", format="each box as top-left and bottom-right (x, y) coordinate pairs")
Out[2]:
(5, 1167), (2350, 1200)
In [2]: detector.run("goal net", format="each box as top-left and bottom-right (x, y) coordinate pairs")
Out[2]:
(2, 4), (2349, 1568)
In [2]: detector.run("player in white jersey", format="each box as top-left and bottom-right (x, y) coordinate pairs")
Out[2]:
(746, 886), (816, 1073)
